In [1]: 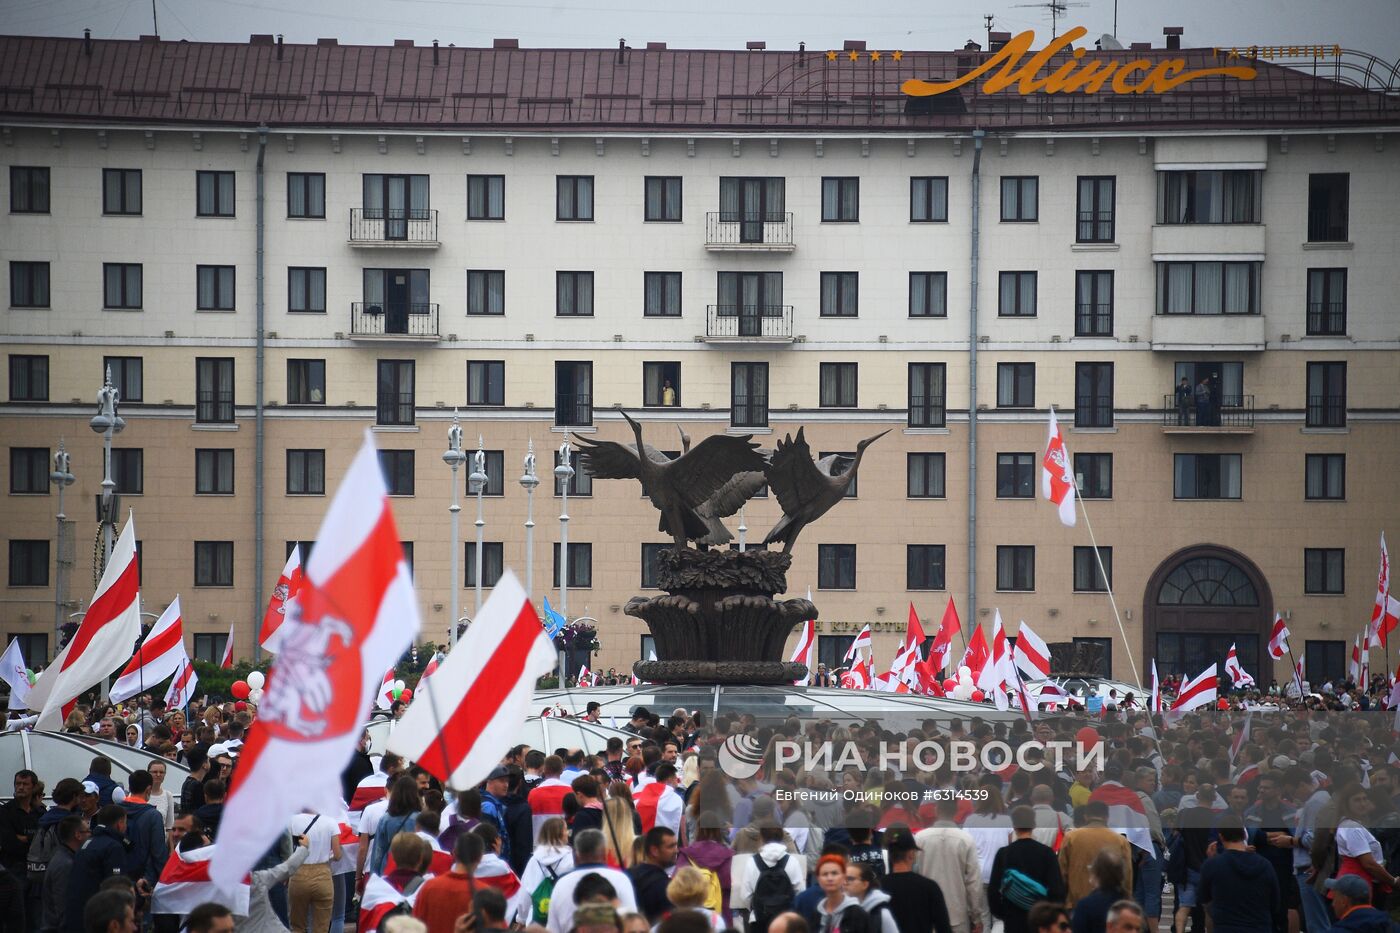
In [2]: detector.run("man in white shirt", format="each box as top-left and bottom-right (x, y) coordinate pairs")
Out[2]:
(914, 798), (989, 933)
(544, 830), (636, 933)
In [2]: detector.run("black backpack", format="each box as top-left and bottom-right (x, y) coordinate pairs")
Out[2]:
(749, 854), (793, 932)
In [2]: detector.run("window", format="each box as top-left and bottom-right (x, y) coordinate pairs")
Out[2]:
(286, 449), (325, 495)
(1156, 262), (1260, 315)
(731, 362), (768, 428)
(552, 542), (593, 588)
(556, 175), (594, 221)
(1306, 269), (1347, 336)
(819, 363), (858, 408)
(105, 357), (143, 402)
(192, 633), (229, 664)
(195, 449), (234, 495)
(9, 448), (48, 494)
(997, 363), (1034, 408)
(1074, 546), (1112, 591)
(909, 272), (947, 318)
(8, 541), (48, 587)
(820, 272), (859, 317)
(1075, 362), (1113, 428)
(1075, 271), (1114, 336)
(194, 541), (234, 586)
(111, 449), (143, 494)
(909, 363), (946, 428)
(1076, 176), (1115, 242)
(1001, 176), (1038, 221)
(1074, 453), (1112, 499)
(465, 542), (504, 587)
(9, 355), (47, 401)
(196, 265), (236, 311)
(907, 545), (945, 590)
(996, 453), (1035, 498)
(196, 171), (235, 217)
(377, 360), (415, 426)
(641, 544), (669, 588)
(716, 272), (784, 332)
(555, 361), (593, 427)
(468, 361), (505, 407)
(821, 177), (859, 222)
(7, 634), (47, 665)
(103, 169), (141, 215)
(286, 359), (325, 405)
(818, 544), (857, 589)
(196, 358), (235, 424)
(287, 267), (326, 313)
(1157, 170), (1261, 224)
(103, 263), (142, 310)
(467, 175), (505, 220)
(1306, 361), (1346, 428)
(1304, 548), (1345, 594)
(556, 272), (594, 317)
(467, 270), (505, 316)
(644, 272), (682, 317)
(399, 542), (414, 579)
(817, 636), (855, 672)
(9, 262), (49, 308)
(998, 272), (1037, 317)
(378, 450), (415, 496)
(1073, 637), (1112, 678)
(554, 449), (592, 496)
(1305, 454), (1345, 501)
(1305, 640), (1345, 685)
(471, 451), (505, 497)
(10, 167), (49, 213)
(287, 173), (325, 218)
(910, 176), (948, 222)
(907, 453), (945, 498)
(996, 546), (1035, 591)
(644, 177), (682, 222)
(1307, 173), (1349, 242)
(361, 174), (430, 230)
(643, 362), (681, 407)
(1173, 453), (1242, 499)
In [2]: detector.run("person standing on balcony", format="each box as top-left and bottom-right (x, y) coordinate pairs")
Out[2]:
(1175, 378), (1192, 426)
(1194, 377), (1212, 427)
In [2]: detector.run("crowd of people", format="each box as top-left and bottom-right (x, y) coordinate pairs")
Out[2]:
(3, 685), (1400, 933)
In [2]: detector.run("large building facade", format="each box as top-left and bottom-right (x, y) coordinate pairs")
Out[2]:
(3, 32), (1399, 684)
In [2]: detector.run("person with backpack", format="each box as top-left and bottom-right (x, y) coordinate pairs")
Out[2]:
(520, 818), (574, 927)
(676, 813), (733, 925)
(990, 807), (1066, 933)
(39, 816), (87, 933)
(26, 778), (82, 923)
(626, 827), (677, 922)
(844, 864), (898, 933)
(734, 823), (804, 933)
(61, 806), (128, 933)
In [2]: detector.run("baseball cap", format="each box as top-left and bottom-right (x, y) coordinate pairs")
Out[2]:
(1325, 876), (1370, 900)
(485, 765), (510, 781)
(1272, 755), (1297, 769)
(80, 780), (99, 795)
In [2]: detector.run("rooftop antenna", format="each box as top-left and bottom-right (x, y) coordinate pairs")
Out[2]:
(151, 0), (158, 35)
(983, 14), (994, 50)
(1011, 0), (1087, 40)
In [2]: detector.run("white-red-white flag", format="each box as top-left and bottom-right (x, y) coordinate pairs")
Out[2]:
(789, 617), (816, 686)
(388, 571), (555, 791)
(1041, 406), (1077, 527)
(151, 844), (249, 916)
(211, 430), (420, 889)
(844, 624), (872, 662)
(220, 623), (235, 670)
(0, 640), (31, 712)
(841, 654), (872, 690)
(977, 611), (1011, 710)
(901, 603), (927, 655)
(1013, 620), (1051, 681)
(111, 597), (186, 703)
(1350, 634), (1362, 682)
(1292, 658), (1306, 698)
(1224, 644), (1255, 688)
(376, 668), (396, 710)
(576, 664), (591, 687)
(260, 546), (304, 652)
(29, 516), (143, 730)
(1150, 660), (1162, 713)
(929, 597), (960, 674)
(1170, 664), (1218, 713)
(164, 654), (198, 711)
(1267, 614), (1290, 661)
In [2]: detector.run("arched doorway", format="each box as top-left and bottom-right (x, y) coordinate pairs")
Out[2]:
(1143, 545), (1274, 683)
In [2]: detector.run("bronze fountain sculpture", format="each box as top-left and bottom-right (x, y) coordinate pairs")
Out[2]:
(575, 414), (888, 684)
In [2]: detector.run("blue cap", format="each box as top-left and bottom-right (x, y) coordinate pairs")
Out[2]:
(1325, 876), (1371, 900)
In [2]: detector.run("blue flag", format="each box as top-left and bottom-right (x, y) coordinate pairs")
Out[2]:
(541, 596), (567, 638)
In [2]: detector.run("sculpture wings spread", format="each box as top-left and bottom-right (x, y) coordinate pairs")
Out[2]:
(762, 427), (842, 552)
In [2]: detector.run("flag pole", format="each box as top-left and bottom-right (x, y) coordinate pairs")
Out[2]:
(1073, 492), (1142, 690)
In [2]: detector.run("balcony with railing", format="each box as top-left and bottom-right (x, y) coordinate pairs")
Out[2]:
(349, 302), (440, 341)
(1162, 394), (1255, 433)
(1076, 211), (1114, 244)
(1307, 395), (1347, 428)
(555, 392), (593, 427)
(705, 212), (795, 251)
(348, 208), (440, 247)
(704, 305), (794, 343)
(196, 391), (234, 424)
(1075, 396), (1115, 428)
(1307, 302), (1347, 336)
(730, 395), (769, 428)
(908, 395), (946, 428)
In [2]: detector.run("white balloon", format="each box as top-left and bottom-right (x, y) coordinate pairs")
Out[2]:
(249, 687), (263, 703)
(394, 679), (406, 692)
(247, 671), (266, 690)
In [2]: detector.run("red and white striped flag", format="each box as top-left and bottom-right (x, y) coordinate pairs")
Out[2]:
(151, 844), (250, 916)
(1350, 634), (1362, 682)
(29, 516), (143, 729)
(420, 653), (440, 683)
(1293, 658), (1306, 698)
(1170, 664), (1218, 713)
(960, 624), (990, 678)
(1150, 660), (1162, 713)
(1013, 620), (1051, 681)
(928, 597), (960, 675)
(844, 624), (872, 662)
(1224, 644), (1255, 688)
(576, 664), (592, 687)
(387, 571), (555, 791)
(841, 654), (872, 690)
(1089, 781), (1153, 854)
(376, 668), (396, 710)
(260, 545), (305, 652)
(1267, 614), (1290, 661)
(977, 612), (1011, 710)
(164, 654), (198, 711)
(220, 623), (235, 670)
(211, 431), (421, 889)
(790, 616), (816, 686)
(111, 596), (185, 704)
(348, 772), (389, 814)
(1041, 406), (1077, 527)
(359, 875), (412, 933)
(1229, 710), (1253, 764)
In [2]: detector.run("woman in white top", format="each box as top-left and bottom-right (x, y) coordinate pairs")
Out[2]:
(1332, 782), (1399, 894)
(519, 818), (575, 925)
(287, 812), (344, 933)
(146, 760), (177, 829)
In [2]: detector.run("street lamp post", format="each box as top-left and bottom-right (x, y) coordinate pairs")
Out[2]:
(519, 442), (539, 597)
(49, 443), (75, 643)
(554, 436), (574, 682)
(469, 437), (489, 619)
(88, 367), (126, 572)
(442, 412), (466, 647)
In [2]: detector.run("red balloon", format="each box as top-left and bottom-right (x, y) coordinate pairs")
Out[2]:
(971, 689), (986, 702)
(400, 688), (413, 703)
(1075, 725), (1100, 754)
(942, 678), (958, 692)
(234, 701), (248, 712)
(231, 680), (250, 700)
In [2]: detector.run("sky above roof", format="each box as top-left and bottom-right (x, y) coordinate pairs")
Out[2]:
(6, 0), (1399, 65)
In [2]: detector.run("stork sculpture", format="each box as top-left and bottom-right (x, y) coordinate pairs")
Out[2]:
(761, 426), (889, 553)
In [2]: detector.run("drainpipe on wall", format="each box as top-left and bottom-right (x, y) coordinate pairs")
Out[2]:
(967, 129), (985, 638)
(253, 125), (268, 662)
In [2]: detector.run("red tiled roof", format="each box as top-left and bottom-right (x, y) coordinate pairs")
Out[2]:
(0, 35), (1394, 132)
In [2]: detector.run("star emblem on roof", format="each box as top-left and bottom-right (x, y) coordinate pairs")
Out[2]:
(892, 50), (903, 61)
(848, 49), (860, 61)
(826, 49), (838, 61)
(869, 50), (881, 61)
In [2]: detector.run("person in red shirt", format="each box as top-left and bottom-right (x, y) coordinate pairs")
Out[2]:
(413, 831), (485, 933)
